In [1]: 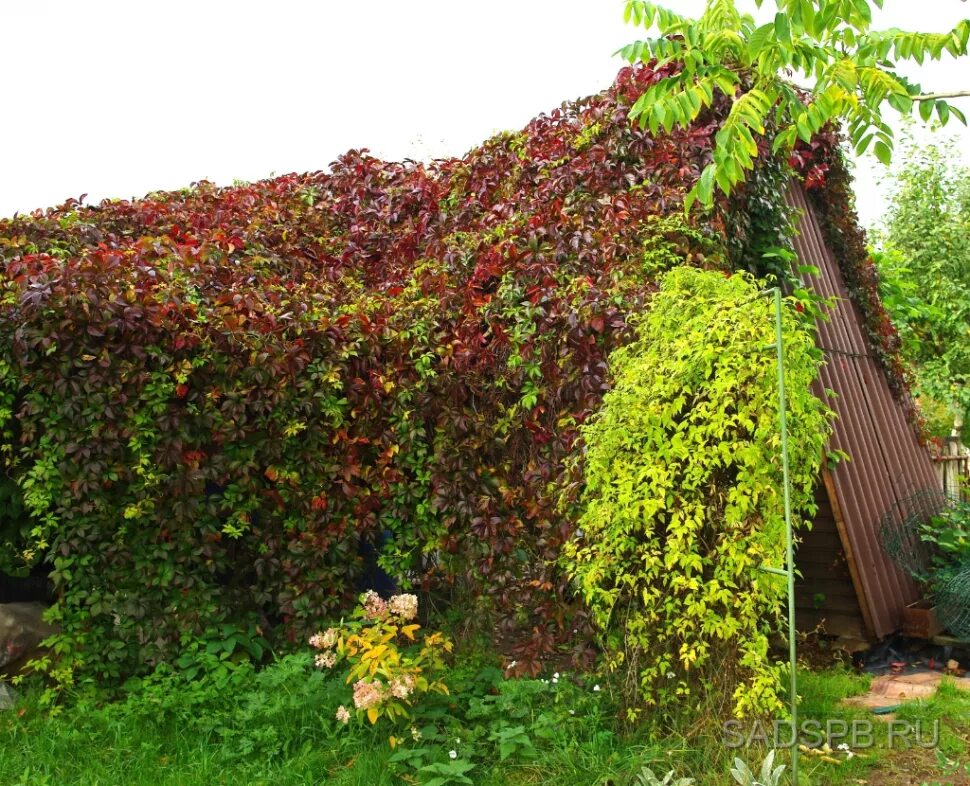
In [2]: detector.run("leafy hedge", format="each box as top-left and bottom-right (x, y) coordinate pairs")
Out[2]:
(0, 64), (870, 684)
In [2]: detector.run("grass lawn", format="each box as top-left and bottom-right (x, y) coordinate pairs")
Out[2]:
(2, 652), (968, 786)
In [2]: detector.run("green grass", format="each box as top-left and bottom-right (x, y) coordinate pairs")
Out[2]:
(1, 658), (968, 786)
(715, 667), (970, 786)
(893, 676), (970, 761)
(1, 657), (396, 786)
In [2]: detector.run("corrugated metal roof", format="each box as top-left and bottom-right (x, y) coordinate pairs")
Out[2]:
(787, 182), (940, 639)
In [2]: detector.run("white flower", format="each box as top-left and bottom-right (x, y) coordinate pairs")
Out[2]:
(310, 628), (338, 650)
(506, 660), (517, 669)
(592, 684), (601, 692)
(553, 672), (560, 679)
(455, 738), (461, 745)
(666, 671), (676, 679)
(449, 750), (458, 760)
(390, 674), (415, 699)
(315, 651), (337, 669)
(388, 593), (418, 621)
(837, 743), (850, 751)
(569, 709), (575, 715)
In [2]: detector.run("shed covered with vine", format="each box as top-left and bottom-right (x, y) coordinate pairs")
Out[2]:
(0, 64), (939, 683)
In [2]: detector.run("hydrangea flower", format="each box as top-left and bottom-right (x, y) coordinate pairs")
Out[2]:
(388, 593), (418, 621)
(361, 590), (388, 620)
(390, 674), (415, 699)
(352, 679), (386, 710)
(308, 627), (338, 649)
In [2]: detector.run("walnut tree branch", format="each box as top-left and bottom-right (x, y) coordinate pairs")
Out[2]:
(915, 90), (970, 100)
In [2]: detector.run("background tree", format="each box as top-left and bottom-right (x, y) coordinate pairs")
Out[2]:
(871, 133), (970, 441)
(620, 0), (970, 207)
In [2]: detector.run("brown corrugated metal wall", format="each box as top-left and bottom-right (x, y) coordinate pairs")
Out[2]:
(787, 182), (940, 639)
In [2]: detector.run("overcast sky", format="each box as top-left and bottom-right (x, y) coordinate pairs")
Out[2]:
(2, 1), (968, 229)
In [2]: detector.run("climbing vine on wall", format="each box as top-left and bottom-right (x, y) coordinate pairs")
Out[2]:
(0, 63), (879, 685)
(564, 268), (831, 723)
(0, 66), (732, 681)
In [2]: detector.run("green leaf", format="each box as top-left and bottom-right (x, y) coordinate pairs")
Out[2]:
(697, 163), (716, 206)
(936, 100), (950, 125)
(853, 132), (874, 155)
(774, 13), (790, 44)
(714, 164), (733, 196)
(799, 0), (816, 37)
(771, 125), (797, 153)
(888, 94), (913, 115)
(873, 140), (892, 165)
(748, 22), (774, 58)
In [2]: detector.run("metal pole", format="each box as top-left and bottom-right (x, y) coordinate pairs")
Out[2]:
(772, 286), (799, 786)
(699, 286), (800, 779)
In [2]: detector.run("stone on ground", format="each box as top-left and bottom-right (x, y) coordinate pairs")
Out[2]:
(844, 670), (970, 712)
(0, 602), (58, 675)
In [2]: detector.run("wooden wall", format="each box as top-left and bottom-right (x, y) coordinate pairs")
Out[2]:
(795, 482), (868, 640)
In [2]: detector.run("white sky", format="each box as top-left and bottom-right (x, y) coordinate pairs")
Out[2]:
(1, 1), (968, 229)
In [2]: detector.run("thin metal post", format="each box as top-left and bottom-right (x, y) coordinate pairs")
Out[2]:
(772, 287), (799, 786)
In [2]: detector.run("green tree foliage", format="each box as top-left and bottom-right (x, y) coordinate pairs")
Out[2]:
(871, 134), (970, 438)
(620, 0), (970, 207)
(563, 268), (831, 723)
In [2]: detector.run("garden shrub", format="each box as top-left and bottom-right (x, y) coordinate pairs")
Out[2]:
(921, 497), (970, 574)
(309, 590), (452, 728)
(564, 268), (831, 722)
(0, 63), (868, 687)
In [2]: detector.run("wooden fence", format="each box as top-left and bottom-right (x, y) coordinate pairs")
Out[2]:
(935, 436), (970, 500)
